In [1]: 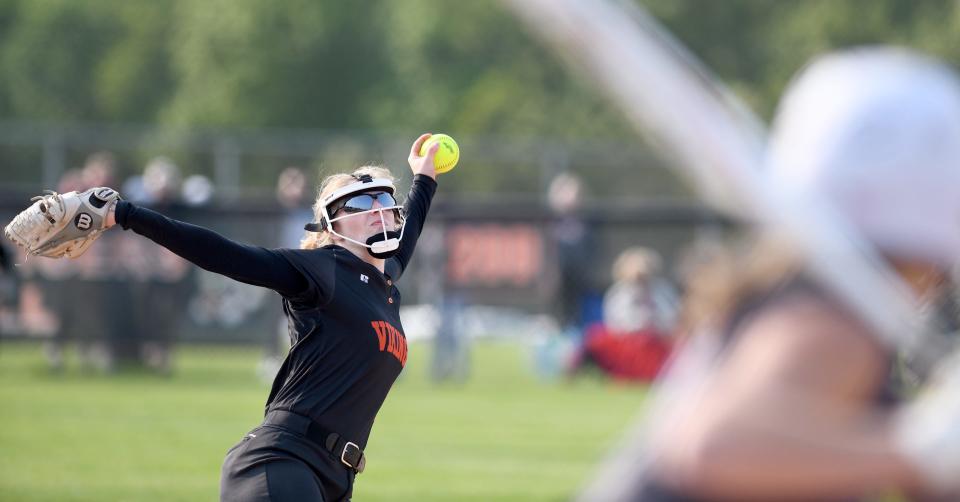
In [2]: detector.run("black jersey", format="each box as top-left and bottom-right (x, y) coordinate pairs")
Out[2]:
(266, 246), (408, 447)
(116, 174), (437, 450)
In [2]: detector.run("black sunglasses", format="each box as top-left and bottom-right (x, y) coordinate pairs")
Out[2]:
(331, 192), (397, 215)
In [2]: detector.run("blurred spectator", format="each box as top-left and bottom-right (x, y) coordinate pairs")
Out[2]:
(142, 156), (182, 203)
(81, 152), (128, 371)
(533, 172), (593, 380)
(259, 167), (312, 381)
(124, 156), (190, 373)
(547, 172), (592, 337)
(41, 154), (122, 371)
(56, 168), (84, 193)
(568, 247), (677, 382)
(276, 166), (313, 241)
(603, 247), (678, 335)
(79, 151), (117, 188)
(121, 155), (182, 205)
(277, 167), (309, 207)
(0, 239), (19, 336)
(120, 175), (147, 203)
(181, 174), (214, 206)
(419, 224), (470, 384)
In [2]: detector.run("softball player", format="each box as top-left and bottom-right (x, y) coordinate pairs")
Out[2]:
(595, 48), (960, 501)
(104, 134), (441, 501)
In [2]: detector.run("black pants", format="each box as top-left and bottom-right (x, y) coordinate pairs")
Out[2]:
(220, 420), (355, 501)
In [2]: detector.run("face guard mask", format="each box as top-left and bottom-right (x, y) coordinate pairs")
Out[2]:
(303, 175), (406, 258)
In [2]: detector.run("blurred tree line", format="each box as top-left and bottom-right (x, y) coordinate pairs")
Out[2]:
(0, 0), (623, 135)
(0, 0), (958, 194)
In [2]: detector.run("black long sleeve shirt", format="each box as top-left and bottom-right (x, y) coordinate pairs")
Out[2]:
(116, 174), (437, 447)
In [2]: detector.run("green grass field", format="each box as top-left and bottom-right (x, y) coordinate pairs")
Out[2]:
(0, 340), (646, 501)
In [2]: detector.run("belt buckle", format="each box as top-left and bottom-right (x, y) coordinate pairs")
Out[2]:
(340, 441), (363, 473)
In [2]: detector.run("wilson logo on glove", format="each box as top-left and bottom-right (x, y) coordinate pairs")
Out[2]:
(75, 213), (93, 231)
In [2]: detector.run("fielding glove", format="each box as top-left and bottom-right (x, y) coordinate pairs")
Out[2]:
(4, 187), (121, 259)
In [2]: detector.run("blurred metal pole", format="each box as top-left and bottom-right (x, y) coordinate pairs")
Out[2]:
(42, 134), (65, 189)
(214, 137), (241, 200)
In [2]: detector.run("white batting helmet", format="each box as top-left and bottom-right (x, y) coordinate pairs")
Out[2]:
(768, 46), (960, 267)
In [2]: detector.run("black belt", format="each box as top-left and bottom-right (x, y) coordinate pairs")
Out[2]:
(263, 410), (366, 474)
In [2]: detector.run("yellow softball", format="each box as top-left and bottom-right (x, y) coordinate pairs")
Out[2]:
(419, 134), (459, 174)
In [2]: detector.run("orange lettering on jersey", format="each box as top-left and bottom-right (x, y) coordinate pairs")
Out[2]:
(371, 321), (386, 350)
(390, 329), (400, 359)
(369, 320), (407, 367)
